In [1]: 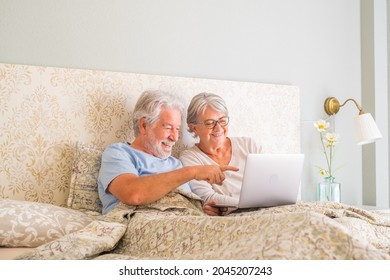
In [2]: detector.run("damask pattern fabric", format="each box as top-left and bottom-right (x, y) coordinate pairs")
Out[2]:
(16, 191), (390, 260)
(0, 199), (93, 248)
(14, 220), (127, 260)
(67, 142), (104, 213)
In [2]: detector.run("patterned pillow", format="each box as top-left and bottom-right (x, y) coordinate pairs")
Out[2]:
(67, 142), (104, 213)
(0, 199), (93, 248)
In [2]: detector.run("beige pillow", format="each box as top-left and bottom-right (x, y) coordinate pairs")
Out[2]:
(67, 142), (104, 213)
(0, 199), (93, 248)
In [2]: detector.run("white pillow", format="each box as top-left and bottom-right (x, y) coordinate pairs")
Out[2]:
(0, 199), (93, 248)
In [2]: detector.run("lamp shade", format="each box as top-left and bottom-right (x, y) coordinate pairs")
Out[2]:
(354, 113), (382, 145)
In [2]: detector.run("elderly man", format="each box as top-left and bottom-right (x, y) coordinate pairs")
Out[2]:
(97, 90), (238, 216)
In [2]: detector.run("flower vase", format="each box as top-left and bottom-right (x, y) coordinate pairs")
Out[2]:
(317, 176), (341, 202)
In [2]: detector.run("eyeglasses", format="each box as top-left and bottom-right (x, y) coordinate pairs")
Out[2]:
(196, 116), (229, 129)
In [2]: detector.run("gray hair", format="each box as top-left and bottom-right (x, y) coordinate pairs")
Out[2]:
(187, 92), (228, 135)
(133, 90), (185, 137)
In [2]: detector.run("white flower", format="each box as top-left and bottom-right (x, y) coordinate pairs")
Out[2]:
(314, 119), (330, 132)
(314, 119), (339, 178)
(324, 132), (339, 147)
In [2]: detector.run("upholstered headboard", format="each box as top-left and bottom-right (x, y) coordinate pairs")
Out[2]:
(0, 63), (300, 206)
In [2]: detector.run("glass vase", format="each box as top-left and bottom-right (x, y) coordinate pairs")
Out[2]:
(317, 176), (341, 202)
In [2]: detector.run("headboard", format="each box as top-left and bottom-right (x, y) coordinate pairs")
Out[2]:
(0, 63), (300, 206)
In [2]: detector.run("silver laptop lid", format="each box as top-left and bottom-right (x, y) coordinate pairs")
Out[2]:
(238, 153), (304, 208)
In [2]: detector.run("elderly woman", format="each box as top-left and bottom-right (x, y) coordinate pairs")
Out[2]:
(180, 92), (262, 209)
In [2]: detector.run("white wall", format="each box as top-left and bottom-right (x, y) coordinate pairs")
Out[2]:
(0, 0), (366, 204)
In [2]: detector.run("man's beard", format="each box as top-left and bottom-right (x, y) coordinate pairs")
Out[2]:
(144, 132), (175, 159)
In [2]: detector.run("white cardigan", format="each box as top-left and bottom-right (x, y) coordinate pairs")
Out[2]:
(179, 137), (262, 206)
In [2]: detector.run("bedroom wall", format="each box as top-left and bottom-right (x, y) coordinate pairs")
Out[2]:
(0, 0), (384, 206)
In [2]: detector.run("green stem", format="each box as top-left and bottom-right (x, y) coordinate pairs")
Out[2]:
(320, 132), (331, 176)
(329, 144), (333, 177)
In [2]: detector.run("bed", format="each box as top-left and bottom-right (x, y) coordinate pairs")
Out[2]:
(1, 63), (390, 260)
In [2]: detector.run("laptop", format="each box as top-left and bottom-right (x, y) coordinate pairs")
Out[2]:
(215, 153), (304, 209)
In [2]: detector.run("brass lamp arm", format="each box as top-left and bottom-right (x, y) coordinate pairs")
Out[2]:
(340, 98), (364, 114)
(324, 97), (365, 115)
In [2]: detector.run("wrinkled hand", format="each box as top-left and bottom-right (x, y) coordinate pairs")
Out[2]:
(203, 199), (228, 216)
(194, 165), (239, 185)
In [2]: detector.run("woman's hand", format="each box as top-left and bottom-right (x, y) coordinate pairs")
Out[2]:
(203, 199), (228, 216)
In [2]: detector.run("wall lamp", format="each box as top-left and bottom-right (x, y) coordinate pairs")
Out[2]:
(324, 97), (382, 145)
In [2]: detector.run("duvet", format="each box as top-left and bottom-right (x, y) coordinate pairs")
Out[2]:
(16, 190), (390, 260)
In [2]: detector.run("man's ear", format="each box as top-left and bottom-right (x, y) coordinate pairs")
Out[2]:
(138, 118), (148, 135)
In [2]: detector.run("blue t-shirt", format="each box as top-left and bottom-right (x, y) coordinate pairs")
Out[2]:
(97, 142), (191, 214)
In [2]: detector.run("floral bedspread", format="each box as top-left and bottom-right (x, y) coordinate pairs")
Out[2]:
(16, 190), (390, 260)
